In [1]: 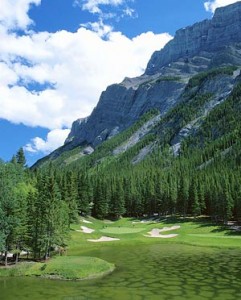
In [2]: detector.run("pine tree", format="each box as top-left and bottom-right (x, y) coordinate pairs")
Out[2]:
(0, 163), (21, 265)
(190, 178), (201, 217)
(111, 179), (126, 219)
(27, 172), (69, 260)
(16, 148), (26, 168)
(178, 175), (189, 217)
(65, 171), (79, 226)
(223, 179), (234, 224)
(77, 173), (92, 216)
(92, 180), (108, 219)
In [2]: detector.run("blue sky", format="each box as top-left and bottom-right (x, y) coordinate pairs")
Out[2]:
(0, 0), (238, 166)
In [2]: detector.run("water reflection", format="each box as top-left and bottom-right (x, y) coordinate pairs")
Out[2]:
(1, 244), (241, 300)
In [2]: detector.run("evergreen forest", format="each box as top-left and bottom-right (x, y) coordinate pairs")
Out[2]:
(1, 68), (241, 265)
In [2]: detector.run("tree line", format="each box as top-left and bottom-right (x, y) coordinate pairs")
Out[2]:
(0, 151), (72, 265)
(1, 70), (241, 265)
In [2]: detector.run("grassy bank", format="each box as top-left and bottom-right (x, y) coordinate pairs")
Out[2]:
(0, 256), (114, 280)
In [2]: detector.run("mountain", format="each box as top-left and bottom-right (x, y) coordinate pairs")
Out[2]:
(33, 1), (241, 169)
(62, 1), (241, 150)
(32, 2), (241, 222)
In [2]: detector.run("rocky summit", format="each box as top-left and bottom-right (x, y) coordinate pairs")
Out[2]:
(146, 2), (241, 75)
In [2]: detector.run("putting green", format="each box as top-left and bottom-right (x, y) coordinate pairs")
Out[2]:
(100, 227), (144, 234)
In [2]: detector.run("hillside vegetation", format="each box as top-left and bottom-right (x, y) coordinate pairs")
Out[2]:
(1, 66), (241, 265)
(32, 66), (241, 223)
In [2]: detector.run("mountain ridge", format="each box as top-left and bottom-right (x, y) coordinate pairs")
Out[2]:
(63, 1), (241, 153)
(146, 1), (241, 75)
(33, 1), (241, 169)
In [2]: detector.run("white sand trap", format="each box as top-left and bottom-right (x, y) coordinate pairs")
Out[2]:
(6, 253), (14, 258)
(159, 225), (180, 232)
(88, 236), (120, 242)
(76, 226), (95, 233)
(132, 220), (153, 224)
(81, 219), (93, 224)
(144, 226), (180, 238)
(145, 233), (178, 238)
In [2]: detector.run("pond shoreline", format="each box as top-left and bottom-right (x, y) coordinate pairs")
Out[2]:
(0, 256), (115, 281)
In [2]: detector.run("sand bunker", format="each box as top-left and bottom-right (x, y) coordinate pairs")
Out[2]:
(159, 225), (180, 232)
(81, 219), (93, 224)
(3, 251), (29, 258)
(76, 226), (95, 233)
(145, 226), (180, 238)
(132, 220), (153, 224)
(88, 236), (120, 242)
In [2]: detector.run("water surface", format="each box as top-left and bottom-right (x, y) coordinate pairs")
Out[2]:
(1, 244), (241, 300)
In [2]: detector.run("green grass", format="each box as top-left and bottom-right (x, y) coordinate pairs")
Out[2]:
(0, 256), (114, 280)
(100, 226), (145, 234)
(2, 216), (241, 282)
(25, 256), (114, 280)
(0, 262), (34, 278)
(188, 234), (241, 238)
(70, 216), (241, 252)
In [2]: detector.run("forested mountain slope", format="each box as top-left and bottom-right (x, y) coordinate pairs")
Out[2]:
(32, 2), (241, 223)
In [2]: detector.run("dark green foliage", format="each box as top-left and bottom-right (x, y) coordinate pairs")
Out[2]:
(16, 147), (27, 167)
(0, 151), (70, 263)
(0, 161), (29, 265)
(155, 76), (182, 83)
(92, 179), (109, 219)
(64, 171), (79, 226)
(139, 76), (181, 88)
(186, 66), (237, 90)
(110, 179), (126, 219)
(26, 171), (69, 259)
(77, 173), (92, 216)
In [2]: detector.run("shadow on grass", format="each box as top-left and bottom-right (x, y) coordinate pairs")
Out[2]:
(225, 228), (241, 236)
(160, 215), (241, 236)
(153, 215), (240, 233)
(160, 215), (211, 225)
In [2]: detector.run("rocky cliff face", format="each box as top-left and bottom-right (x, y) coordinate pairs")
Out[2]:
(66, 78), (185, 147)
(65, 1), (241, 151)
(146, 1), (241, 75)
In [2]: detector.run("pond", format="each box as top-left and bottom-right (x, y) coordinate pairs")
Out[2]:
(1, 243), (241, 300)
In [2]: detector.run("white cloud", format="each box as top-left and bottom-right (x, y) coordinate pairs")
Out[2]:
(24, 129), (71, 154)
(75, 0), (136, 20)
(0, 0), (172, 156)
(122, 7), (136, 18)
(0, 25), (172, 130)
(76, 0), (125, 14)
(0, 0), (41, 30)
(81, 19), (113, 36)
(204, 0), (240, 13)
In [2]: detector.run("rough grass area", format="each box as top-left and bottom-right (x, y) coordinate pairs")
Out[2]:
(69, 216), (241, 252)
(100, 227), (145, 234)
(0, 262), (34, 278)
(0, 256), (114, 280)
